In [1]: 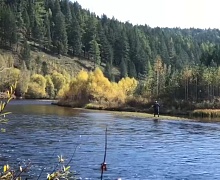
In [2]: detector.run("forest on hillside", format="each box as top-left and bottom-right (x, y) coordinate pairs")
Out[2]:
(1, 0), (220, 108)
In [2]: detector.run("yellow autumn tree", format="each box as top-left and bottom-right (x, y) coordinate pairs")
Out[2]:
(5, 68), (20, 87)
(87, 68), (111, 102)
(109, 82), (126, 104)
(60, 67), (138, 107)
(118, 77), (138, 96)
(51, 71), (67, 97)
(26, 74), (47, 98)
(66, 70), (89, 102)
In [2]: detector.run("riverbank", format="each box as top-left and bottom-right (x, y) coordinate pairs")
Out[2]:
(54, 101), (220, 121)
(53, 101), (190, 121)
(82, 108), (190, 120)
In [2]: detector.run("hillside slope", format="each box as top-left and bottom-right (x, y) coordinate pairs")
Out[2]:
(0, 47), (120, 78)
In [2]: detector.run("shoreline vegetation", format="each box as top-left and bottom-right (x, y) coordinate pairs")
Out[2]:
(53, 101), (190, 120)
(53, 101), (220, 121)
(48, 67), (220, 121)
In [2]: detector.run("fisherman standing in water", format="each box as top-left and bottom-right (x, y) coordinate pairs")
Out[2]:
(153, 100), (160, 117)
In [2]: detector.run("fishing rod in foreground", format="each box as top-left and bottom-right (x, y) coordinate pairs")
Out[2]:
(100, 126), (107, 180)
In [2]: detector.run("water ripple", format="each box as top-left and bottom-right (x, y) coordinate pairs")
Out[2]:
(1, 101), (220, 179)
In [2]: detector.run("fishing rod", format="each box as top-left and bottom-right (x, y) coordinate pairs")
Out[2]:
(65, 140), (81, 167)
(37, 136), (82, 180)
(13, 162), (31, 180)
(100, 126), (108, 180)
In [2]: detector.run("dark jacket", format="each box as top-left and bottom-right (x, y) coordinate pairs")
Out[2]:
(153, 102), (160, 113)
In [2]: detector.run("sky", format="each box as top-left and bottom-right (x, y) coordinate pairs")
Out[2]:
(72, 0), (220, 29)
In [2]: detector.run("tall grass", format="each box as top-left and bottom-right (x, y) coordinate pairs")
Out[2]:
(190, 109), (220, 118)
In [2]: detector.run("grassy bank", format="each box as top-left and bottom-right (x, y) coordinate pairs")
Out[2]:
(54, 101), (190, 121)
(104, 110), (189, 120)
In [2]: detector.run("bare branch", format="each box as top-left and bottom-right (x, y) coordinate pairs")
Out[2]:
(0, 67), (10, 72)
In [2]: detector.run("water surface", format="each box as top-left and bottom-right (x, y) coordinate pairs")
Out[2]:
(1, 100), (220, 180)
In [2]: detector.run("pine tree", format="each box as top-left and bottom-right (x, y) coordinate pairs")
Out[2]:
(97, 21), (113, 64)
(114, 30), (130, 66)
(89, 39), (101, 68)
(120, 59), (128, 78)
(61, 0), (72, 25)
(128, 61), (137, 78)
(32, 0), (46, 46)
(53, 11), (68, 54)
(41, 61), (48, 76)
(82, 14), (98, 57)
(104, 62), (113, 81)
(68, 11), (81, 56)
(0, 6), (17, 46)
(44, 12), (52, 49)
(27, 0), (35, 36)
(22, 9), (30, 37)
(21, 39), (31, 70)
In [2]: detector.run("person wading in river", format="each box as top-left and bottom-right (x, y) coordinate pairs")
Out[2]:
(153, 101), (160, 117)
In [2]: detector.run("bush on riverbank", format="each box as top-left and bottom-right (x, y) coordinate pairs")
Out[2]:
(59, 68), (138, 108)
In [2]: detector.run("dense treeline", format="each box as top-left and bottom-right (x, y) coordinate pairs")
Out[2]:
(1, 0), (220, 107)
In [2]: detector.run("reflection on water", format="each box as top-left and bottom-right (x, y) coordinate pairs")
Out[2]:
(1, 100), (220, 179)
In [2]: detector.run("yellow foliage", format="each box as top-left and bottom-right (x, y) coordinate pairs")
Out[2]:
(8, 68), (20, 81)
(45, 75), (55, 98)
(30, 74), (46, 88)
(118, 77), (138, 96)
(26, 82), (46, 98)
(77, 70), (89, 82)
(57, 83), (69, 98)
(0, 68), (20, 88)
(61, 69), (71, 84)
(93, 67), (104, 78)
(51, 71), (66, 92)
(61, 67), (138, 106)
(87, 68), (111, 101)
(108, 82), (126, 103)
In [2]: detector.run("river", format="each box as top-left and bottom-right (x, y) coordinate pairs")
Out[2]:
(1, 100), (220, 180)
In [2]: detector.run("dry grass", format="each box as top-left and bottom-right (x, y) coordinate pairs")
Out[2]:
(191, 109), (220, 118)
(110, 111), (189, 120)
(31, 51), (120, 78)
(0, 48), (120, 78)
(74, 103), (190, 121)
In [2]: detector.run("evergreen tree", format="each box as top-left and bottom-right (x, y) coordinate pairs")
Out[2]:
(0, 6), (17, 46)
(22, 9), (30, 37)
(120, 58), (128, 78)
(53, 11), (68, 54)
(89, 39), (101, 68)
(53, 0), (61, 15)
(68, 11), (81, 56)
(32, 0), (46, 46)
(82, 14), (97, 57)
(41, 61), (48, 76)
(97, 21), (113, 64)
(104, 61), (113, 81)
(27, 0), (35, 36)
(61, 0), (72, 25)
(21, 39), (31, 69)
(44, 12), (52, 49)
(128, 61), (137, 78)
(114, 30), (130, 66)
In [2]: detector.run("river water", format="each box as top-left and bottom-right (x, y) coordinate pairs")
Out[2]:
(1, 100), (220, 180)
